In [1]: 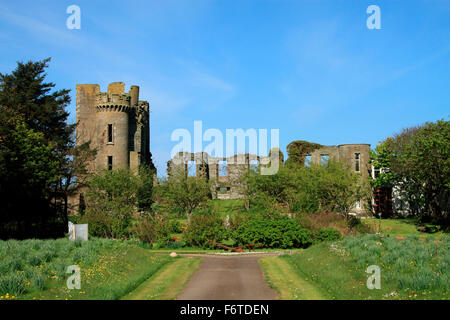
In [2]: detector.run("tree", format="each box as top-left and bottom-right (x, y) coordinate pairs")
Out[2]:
(244, 158), (370, 219)
(0, 58), (79, 239)
(0, 121), (60, 238)
(156, 167), (211, 220)
(137, 164), (156, 212)
(81, 169), (140, 238)
(383, 120), (449, 224)
(308, 161), (370, 219)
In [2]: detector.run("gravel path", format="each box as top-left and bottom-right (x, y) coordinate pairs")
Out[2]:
(176, 253), (281, 300)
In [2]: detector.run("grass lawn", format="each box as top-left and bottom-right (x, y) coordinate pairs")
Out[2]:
(362, 218), (446, 238)
(260, 255), (327, 300)
(0, 238), (171, 300)
(210, 199), (245, 218)
(268, 234), (449, 300)
(123, 257), (201, 300)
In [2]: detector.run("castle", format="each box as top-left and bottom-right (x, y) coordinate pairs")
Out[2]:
(71, 81), (371, 215)
(68, 82), (151, 215)
(76, 82), (151, 171)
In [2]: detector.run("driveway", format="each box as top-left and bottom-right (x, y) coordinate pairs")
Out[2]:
(176, 253), (281, 300)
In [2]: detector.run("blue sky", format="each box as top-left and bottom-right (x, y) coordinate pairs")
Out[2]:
(1, 0), (449, 175)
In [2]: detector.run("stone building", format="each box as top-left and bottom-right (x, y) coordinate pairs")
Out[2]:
(168, 152), (267, 199)
(168, 143), (371, 213)
(68, 82), (151, 214)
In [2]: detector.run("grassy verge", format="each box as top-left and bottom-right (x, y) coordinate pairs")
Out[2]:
(362, 218), (446, 238)
(285, 235), (449, 300)
(210, 199), (245, 218)
(260, 255), (327, 300)
(123, 257), (202, 300)
(0, 238), (171, 300)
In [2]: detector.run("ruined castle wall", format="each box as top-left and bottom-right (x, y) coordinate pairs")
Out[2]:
(76, 84), (100, 170)
(95, 106), (130, 170)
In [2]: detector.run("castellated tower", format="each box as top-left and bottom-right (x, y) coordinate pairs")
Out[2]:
(76, 82), (151, 173)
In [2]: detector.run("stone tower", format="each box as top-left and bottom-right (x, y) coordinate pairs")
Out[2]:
(76, 82), (151, 172)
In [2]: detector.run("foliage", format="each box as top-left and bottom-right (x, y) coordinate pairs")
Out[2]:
(242, 166), (295, 209)
(183, 208), (227, 248)
(343, 235), (450, 292)
(0, 238), (170, 299)
(131, 213), (172, 247)
(370, 140), (396, 189)
(80, 169), (139, 238)
(168, 219), (183, 234)
(285, 140), (322, 168)
(245, 159), (371, 218)
(0, 58), (94, 239)
(233, 216), (314, 249)
(315, 228), (342, 242)
(286, 234), (449, 300)
(376, 120), (449, 224)
(302, 161), (371, 218)
(155, 168), (211, 217)
(137, 164), (156, 213)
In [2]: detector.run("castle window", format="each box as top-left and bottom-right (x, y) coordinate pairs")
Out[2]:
(321, 154), (329, 166)
(305, 155), (311, 167)
(219, 160), (228, 177)
(355, 153), (360, 172)
(250, 160), (259, 171)
(187, 160), (196, 177)
(107, 156), (113, 170)
(107, 124), (113, 143)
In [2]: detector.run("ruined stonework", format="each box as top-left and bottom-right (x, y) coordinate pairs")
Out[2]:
(168, 143), (371, 214)
(168, 152), (268, 200)
(76, 82), (151, 171)
(68, 82), (151, 215)
(306, 144), (371, 179)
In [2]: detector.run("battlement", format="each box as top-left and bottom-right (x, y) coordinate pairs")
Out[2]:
(95, 92), (132, 111)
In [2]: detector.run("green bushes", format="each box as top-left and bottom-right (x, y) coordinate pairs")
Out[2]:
(168, 219), (183, 234)
(315, 228), (341, 242)
(244, 160), (371, 218)
(183, 210), (227, 248)
(291, 193), (319, 214)
(130, 214), (172, 247)
(233, 217), (313, 249)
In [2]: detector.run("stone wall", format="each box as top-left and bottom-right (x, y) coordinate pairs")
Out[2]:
(168, 152), (263, 200)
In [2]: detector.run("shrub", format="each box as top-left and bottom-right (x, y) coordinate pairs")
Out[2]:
(291, 193), (319, 214)
(81, 169), (139, 238)
(130, 213), (172, 247)
(183, 211), (227, 248)
(168, 219), (182, 234)
(233, 217), (313, 249)
(315, 228), (341, 242)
